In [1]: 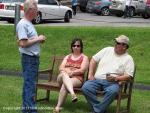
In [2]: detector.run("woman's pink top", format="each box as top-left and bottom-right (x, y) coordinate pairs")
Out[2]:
(65, 54), (84, 82)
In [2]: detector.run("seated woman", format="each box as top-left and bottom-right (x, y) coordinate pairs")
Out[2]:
(54, 38), (89, 113)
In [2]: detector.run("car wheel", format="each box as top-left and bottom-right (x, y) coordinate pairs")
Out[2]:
(101, 7), (110, 16)
(96, 12), (101, 15)
(116, 13), (124, 17)
(64, 11), (70, 23)
(7, 19), (14, 23)
(33, 12), (42, 24)
(142, 13), (150, 19)
(130, 7), (135, 17)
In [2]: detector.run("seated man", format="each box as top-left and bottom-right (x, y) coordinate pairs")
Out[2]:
(82, 35), (135, 113)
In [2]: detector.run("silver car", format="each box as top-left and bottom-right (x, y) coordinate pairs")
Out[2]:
(0, 0), (73, 23)
(110, 0), (150, 18)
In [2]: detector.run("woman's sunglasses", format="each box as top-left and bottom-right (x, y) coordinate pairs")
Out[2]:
(73, 45), (80, 48)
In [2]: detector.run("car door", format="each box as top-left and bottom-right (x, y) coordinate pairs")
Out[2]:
(38, 0), (61, 19)
(137, 0), (146, 12)
(47, 0), (62, 19)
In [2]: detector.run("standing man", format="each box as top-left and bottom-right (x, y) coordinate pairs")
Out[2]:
(82, 35), (135, 113)
(16, 0), (46, 113)
(124, 0), (133, 18)
(72, 0), (78, 15)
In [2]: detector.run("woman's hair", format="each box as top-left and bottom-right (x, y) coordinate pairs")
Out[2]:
(71, 38), (83, 53)
(24, 0), (37, 13)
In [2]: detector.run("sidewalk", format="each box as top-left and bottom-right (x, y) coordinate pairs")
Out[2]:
(0, 69), (150, 90)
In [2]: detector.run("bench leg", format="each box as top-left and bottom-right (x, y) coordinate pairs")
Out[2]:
(35, 88), (50, 102)
(116, 95), (121, 113)
(127, 95), (131, 113)
(46, 90), (50, 102)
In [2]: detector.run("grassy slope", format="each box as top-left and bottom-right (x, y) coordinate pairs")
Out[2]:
(0, 25), (150, 84)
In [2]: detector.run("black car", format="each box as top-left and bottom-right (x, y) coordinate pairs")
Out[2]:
(78, 0), (89, 12)
(86, 0), (112, 16)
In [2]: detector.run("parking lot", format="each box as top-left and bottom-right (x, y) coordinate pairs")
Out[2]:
(0, 12), (150, 27)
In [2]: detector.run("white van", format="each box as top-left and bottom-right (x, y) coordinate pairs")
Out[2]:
(110, 0), (149, 18)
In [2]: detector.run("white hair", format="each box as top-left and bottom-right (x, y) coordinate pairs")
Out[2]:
(24, 0), (37, 12)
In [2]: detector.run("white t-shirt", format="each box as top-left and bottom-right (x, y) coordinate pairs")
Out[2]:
(93, 47), (134, 80)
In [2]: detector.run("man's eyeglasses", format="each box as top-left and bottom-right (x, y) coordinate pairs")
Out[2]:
(73, 45), (80, 48)
(116, 41), (126, 46)
(30, 7), (38, 11)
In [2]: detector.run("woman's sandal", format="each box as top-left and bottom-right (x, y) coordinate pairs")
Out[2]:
(71, 94), (78, 102)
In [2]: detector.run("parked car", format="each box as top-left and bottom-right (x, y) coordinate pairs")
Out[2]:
(0, 0), (2, 20)
(140, 0), (150, 19)
(0, 0), (73, 24)
(86, 0), (112, 16)
(110, 0), (150, 18)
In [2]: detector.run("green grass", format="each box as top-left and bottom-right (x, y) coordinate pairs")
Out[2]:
(0, 25), (150, 84)
(0, 75), (150, 113)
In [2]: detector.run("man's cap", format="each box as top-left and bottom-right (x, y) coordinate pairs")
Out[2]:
(115, 35), (129, 45)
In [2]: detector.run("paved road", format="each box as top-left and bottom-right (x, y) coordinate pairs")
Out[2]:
(40, 12), (150, 27)
(0, 12), (150, 27)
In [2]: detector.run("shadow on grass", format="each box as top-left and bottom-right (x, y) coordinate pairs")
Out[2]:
(37, 93), (91, 113)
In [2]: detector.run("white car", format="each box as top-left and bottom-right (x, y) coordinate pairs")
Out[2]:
(0, 0), (73, 24)
(110, 0), (150, 18)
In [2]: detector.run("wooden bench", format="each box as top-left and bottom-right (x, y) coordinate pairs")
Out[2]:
(35, 56), (136, 113)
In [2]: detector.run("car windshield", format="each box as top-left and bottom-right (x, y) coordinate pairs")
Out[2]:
(2, 0), (25, 3)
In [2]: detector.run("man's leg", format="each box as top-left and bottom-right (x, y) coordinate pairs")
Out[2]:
(126, 6), (130, 17)
(128, 6), (132, 18)
(72, 5), (77, 15)
(21, 55), (39, 113)
(82, 80), (102, 113)
(96, 81), (119, 113)
(124, 5), (128, 18)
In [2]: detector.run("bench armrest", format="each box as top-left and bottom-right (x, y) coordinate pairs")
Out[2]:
(118, 79), (133, 85)
(118, 81), (128, 85)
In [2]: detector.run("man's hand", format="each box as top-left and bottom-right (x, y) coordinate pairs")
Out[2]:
(106, 75), (116, 82)
(38, 35), (46, 43)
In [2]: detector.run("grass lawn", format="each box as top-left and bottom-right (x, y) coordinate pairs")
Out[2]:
(0, 25), (150, 84)
(0, 75), (150, 113)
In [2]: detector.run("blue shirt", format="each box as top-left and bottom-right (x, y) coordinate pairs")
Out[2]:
(16, 18), (40, 56)
(72, 0), (77, 6)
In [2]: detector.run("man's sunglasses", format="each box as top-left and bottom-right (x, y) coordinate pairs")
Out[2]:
(116, 41), (126, 46)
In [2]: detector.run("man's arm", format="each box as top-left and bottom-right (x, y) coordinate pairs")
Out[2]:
(107, 74), (131, 82)
(115, 74), (131, 81)
(18, 35), (46, 48)
(88, 58), (97, 80)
